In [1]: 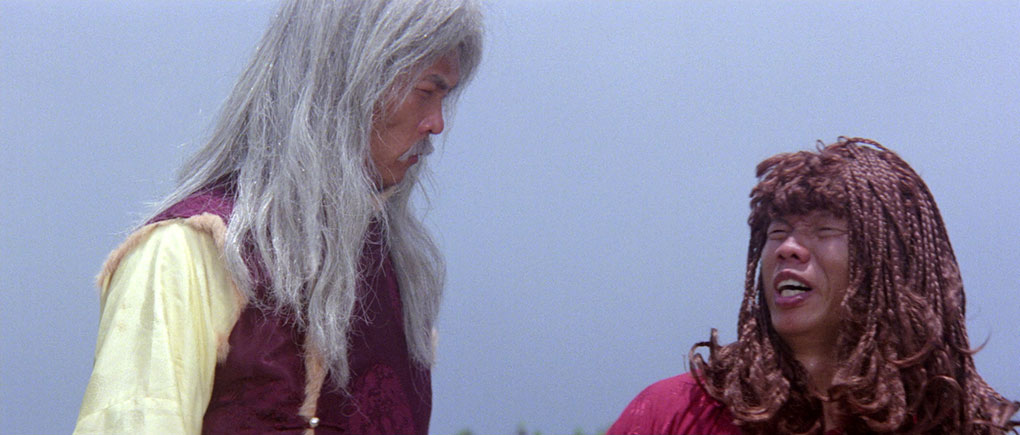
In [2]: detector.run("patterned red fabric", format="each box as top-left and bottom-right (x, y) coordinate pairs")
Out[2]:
(608, 373), (740, 435)
(152, 187), (430, 434)
(316, 226), (431, 434)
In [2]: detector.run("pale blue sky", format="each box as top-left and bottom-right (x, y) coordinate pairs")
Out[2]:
(2, 1), (1018, 434)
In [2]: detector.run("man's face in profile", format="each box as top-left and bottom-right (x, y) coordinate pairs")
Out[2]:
(369, 52), (462, 188)
(760, 210), (850, 347)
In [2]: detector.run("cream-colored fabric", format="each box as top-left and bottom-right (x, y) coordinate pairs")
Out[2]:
(74, 221), (241, 435)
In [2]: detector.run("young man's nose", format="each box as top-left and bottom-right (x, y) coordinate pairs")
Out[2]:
(775, 235), (809, 262)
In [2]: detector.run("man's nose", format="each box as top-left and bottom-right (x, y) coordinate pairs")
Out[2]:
(775, 234), (809, 262)
(420, 108), (445, 135)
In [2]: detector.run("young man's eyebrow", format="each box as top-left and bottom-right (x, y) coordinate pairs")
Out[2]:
(769, 217), (790, 226)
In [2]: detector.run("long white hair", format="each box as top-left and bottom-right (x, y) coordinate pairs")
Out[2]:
(149, 0), (483, 388)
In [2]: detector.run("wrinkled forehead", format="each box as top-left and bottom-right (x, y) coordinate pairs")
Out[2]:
(420, 52), (462, 90)
(385, 50), (464, 103)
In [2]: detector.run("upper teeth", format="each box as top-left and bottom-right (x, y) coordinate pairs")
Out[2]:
(777, 279), (810, 297)
(778, 279), (807, 289)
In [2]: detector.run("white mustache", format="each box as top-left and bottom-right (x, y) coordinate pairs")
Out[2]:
(397, 137), (434, 162)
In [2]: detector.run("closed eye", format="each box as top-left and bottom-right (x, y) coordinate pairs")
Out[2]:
(426, 74), (452, 93)
(817, 227), (847, 237)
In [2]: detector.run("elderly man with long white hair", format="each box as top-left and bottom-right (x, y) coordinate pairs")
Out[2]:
(74, 1), (483, 433)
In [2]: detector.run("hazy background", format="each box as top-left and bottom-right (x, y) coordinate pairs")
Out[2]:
(2, 1), (1018, 434)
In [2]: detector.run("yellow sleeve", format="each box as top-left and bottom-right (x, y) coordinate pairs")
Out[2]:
(74, 220), (241, 435)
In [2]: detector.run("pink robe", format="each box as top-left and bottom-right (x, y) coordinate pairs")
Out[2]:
(609, 373), (740, 435)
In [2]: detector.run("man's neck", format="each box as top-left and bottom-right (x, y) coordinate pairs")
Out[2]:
(787, 335), (841, 431)
(783, 330), (840, 392)
(791, 345), (836, 392)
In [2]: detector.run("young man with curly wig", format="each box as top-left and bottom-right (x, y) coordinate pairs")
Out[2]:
(609, 138), (1019, 434)
(74, 1), (483, 433)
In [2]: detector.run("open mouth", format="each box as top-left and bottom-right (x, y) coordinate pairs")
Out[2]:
(776, 279), (812, 298)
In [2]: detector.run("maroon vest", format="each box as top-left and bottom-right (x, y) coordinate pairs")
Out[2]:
(152, 187), (431, 434)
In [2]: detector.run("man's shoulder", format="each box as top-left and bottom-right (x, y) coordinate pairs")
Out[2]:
(152, 187), (234, 223)
(608, 372), (739, 435)
(645, 372), (700, 389)
(632, 372), (709, 406)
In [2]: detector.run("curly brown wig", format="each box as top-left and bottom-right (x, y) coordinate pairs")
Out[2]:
(690, 138), (1019, 434)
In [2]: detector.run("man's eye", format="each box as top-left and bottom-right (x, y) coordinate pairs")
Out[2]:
(767, 229), (788, 239)
(817, 227), (846, 236)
